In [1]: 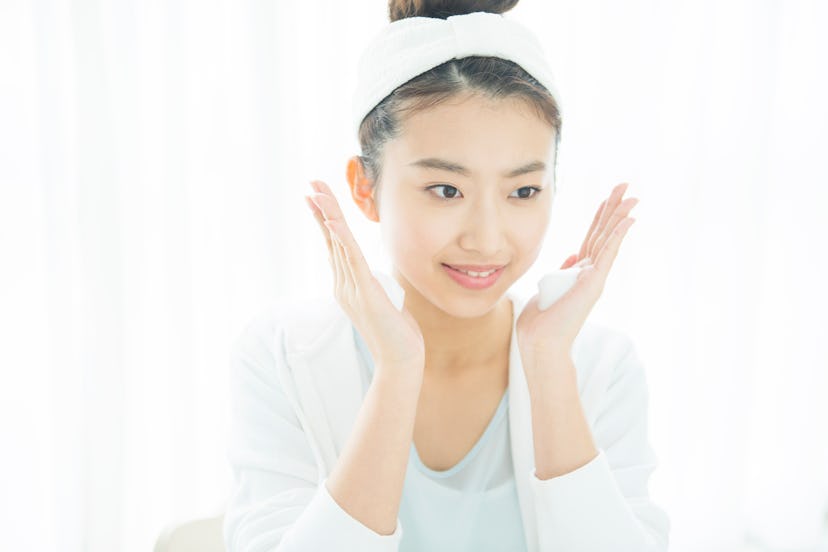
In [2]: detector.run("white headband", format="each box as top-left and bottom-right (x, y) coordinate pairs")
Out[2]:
(351, 10), (563, 138)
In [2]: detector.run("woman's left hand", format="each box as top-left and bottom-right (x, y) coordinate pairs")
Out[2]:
(516, 182), (639, 371)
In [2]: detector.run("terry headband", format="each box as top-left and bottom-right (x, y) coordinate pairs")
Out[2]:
(351, 10), (564, 137)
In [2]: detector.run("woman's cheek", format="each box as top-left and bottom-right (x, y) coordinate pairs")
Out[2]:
(384, 207), (435, 263)
(516, 210), (550, 261)
(406, 211), (446, 259)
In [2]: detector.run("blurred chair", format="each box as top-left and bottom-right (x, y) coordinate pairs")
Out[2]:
(154, 515), (225, 552)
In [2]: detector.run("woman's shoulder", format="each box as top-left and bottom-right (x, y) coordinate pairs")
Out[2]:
(572, 320), (644, 384)
(232, 293), (348, 358)
(562, 321), (651, 427)
(574, 320), (637, 361)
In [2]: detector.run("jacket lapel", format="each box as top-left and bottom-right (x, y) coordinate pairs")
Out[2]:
(506, 291), (541, 552)
(282, 299), (366, 479)
(506, 292), (614, 552)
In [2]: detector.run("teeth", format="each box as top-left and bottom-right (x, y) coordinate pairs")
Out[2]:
(454, 267), (497, 277)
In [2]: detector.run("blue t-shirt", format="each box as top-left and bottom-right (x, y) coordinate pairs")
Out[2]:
(353, 327), (528, 552)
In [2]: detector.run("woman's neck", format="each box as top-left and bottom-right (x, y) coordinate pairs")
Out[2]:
(400, 283), (514, 379)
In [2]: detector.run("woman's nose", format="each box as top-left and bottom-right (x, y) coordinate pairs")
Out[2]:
(457, 203), (506, 256)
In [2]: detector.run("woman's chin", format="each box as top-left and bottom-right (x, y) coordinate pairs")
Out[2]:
(432, 288), (510, 319)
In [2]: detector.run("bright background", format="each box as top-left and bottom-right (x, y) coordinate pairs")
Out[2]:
(2, 1), (827, 551)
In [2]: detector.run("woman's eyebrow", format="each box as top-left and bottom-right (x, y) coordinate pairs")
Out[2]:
(408, 157), (546, 178)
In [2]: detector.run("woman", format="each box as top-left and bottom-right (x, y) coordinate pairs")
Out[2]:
(223, 1), (669, 551)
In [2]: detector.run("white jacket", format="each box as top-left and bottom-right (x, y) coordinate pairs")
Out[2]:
(223, 284), (670, 552)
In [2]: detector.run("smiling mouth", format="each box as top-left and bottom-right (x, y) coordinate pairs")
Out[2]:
(441, 263), (506, 277)
(441, 263), (506, 289)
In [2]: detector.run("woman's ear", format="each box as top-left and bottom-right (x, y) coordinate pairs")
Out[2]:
(346, 155), (380, 222)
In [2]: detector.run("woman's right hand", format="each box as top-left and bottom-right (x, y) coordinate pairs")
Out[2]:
(304, 179), (425, 384)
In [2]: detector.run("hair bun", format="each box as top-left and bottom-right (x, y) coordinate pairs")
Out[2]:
(388, 0), (519, 22)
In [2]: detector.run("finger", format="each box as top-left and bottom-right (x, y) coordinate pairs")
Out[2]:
(305, 194), (334, 258)
(310, 190), (371, 269)
(307, 188), (345, 259)
(310, 182), (376, 299)
(560, 254), (579, 270)
(587, 182), (629, 257)
(592, 197), (638, 260)
(575, 256), (593, 267)
(324, 211), (372, 288)
(308, 181), (354, 296)
(328, 219), (348, 293)
(578, 200), (605, 261)
(585, 182), (629, 259)
(309, 186), (349, 292)
(308, 188), (349, 230)
(595, 216), (635, 275)
(328, 220), (359, 289)
(311, 179), (338, 203)
(306, 194), (338, 278)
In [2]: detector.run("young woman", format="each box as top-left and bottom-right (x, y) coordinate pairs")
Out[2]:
(223, 1), (669, 551)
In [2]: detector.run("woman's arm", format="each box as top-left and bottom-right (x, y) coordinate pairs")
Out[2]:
(223, 311), (419, 552)
(527, 336), (671, 552)
(527, 357), (599, 480)
(324, 365), (422, 536)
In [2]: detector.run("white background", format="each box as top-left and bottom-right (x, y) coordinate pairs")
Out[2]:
(1, 1), (826, 551)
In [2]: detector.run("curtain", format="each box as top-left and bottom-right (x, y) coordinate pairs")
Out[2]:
(1, 1), (825, 551)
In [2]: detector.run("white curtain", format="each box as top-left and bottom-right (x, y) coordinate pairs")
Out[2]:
(2, 1), (826, 551)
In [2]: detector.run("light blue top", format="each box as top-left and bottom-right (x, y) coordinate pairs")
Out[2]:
(353, 327), (528, 552)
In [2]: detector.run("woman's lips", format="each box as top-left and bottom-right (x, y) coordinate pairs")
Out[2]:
(443, 263), (505, 271)
(441, 263), (506, 290)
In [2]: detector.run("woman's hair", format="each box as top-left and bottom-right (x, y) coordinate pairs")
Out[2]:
(358, 0), (563, 209)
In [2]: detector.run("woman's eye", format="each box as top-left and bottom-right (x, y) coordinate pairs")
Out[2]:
(426, 184), (462, 200)
(509, 186), (543, 199)
(425, 184), (544, 201)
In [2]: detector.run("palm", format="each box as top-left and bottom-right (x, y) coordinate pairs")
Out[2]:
(305, 179), (425, 370)
(516, 182), (639, 361)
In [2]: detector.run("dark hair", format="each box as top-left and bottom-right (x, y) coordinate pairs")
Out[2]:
(357, 0), (563, 210)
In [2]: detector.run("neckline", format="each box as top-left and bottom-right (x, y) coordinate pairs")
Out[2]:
(410, 386), (509, 478)
(349, 291), (520, 476)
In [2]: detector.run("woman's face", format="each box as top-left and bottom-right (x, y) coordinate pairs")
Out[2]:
(374, 93), (557, 318)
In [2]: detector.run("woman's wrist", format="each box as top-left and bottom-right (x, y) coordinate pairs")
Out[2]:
(372, 359), (424, 395)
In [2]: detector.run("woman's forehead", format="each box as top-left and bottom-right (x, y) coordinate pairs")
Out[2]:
(396, 94), (552, 140)
(388, 109), (557, 172)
